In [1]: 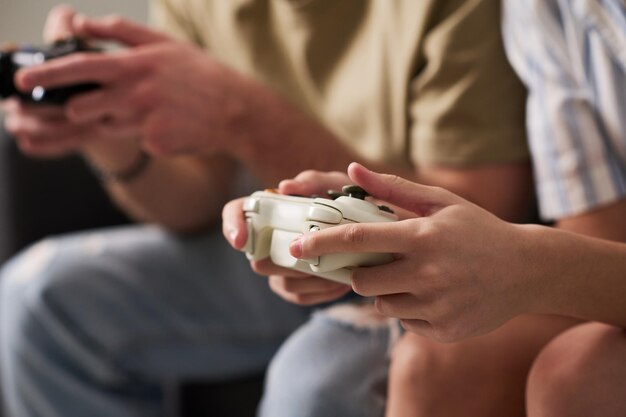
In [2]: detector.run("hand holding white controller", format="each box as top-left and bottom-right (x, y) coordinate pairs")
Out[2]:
(241, 185), (398, 284)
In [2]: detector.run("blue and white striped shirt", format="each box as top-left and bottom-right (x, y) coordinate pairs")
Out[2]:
(503, 0), (626, 220)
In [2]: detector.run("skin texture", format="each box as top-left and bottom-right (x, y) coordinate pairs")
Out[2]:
(225, 164), (626, 416)
(1, 7), (371, 232)
(7, 7), (536, 234)
(221, 165), (581, 417)
(285, 163), (626, 338)
(237, 163), (626, 417)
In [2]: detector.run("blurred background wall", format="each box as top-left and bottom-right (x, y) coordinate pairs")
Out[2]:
(0, 0), (149, 43)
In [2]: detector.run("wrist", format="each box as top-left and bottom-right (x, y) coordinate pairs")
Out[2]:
(81, 139), (151, 184)
(509, 224), (552, 315)
(513, 223), (576, 316)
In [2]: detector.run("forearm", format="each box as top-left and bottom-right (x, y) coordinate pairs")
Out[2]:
(227, 79), (533, 225)
(521, 224), (626, 327)
(227, 78), (414, 184)
(82, 140), (235, 233)
(418, 162), (533, 222)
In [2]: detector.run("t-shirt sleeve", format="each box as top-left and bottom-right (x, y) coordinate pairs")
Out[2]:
(409, 0), (529, 167)
(149, 0), (205, 45)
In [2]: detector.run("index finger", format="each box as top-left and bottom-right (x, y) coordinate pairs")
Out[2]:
(278, 170), (350, 197)
(43, 5), (76, 43)
(16, 52), (133, 91)
(290, 220), (419, 259)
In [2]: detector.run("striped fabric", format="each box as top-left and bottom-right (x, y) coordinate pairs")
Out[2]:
(503, 0), (626, 220)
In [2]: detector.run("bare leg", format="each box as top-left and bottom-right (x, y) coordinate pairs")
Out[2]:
(527, 322), (626, 417)
(385, 315), (578, 417)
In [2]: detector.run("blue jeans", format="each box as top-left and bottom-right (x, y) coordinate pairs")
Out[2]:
(0, 225), (310, 417)
(259, 302), (399, 417)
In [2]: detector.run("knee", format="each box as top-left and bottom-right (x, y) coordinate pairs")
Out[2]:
(390, 333), (435, 386)
(1, 238), (97, 345)
(2, 239), (58, 320)
(260, 308), (390, 417)
(528, 323), (626, 417)
(389, 332), (462, 389)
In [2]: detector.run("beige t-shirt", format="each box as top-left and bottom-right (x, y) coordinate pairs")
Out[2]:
(151, 0), (528, 169)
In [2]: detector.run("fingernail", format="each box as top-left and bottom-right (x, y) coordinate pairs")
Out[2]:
(289, 237), (303, 258)
(76, 14), (91, 29)
(16, 72), (33, 89)
(228, 228), (239, 244)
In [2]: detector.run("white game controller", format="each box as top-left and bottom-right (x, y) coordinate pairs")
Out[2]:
(241, 185), (398, 284)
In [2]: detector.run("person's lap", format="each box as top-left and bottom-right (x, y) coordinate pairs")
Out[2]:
(259, 301), (399, 417)
(0, 224), (310, 417)
(262, 309), (581, 417)
(3, 224), (611, 417)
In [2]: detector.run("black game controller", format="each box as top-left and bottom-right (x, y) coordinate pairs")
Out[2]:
(0, 37), (99, 105)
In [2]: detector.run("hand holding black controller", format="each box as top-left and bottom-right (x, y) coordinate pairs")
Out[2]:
(0, 37), (99, 105)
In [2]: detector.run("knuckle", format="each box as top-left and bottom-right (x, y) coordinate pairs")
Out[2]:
(104, 14), (125, 29)
(416, 219), (440, 243)
(143, 115), (167, 140)
(399, 319), (425, 336)
(420, 261), (441, 281)
(350, 275), (369, 296)
(373, 296), (397, 317)
(250, 261), (268, 276)
(295, 169), (321, 182)
(373, 296), (387, 314)
(281, 278), (299, 293)
(432, 325), (460, 344)
(428, 312), (464, 343)
(343, 224), (366, 244)
(291, 293), (314, 306)
(129, 82), (157, 109)
(268, 275), (281, 292)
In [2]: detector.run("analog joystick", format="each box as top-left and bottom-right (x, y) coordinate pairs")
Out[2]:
(342, 185), (369, 200)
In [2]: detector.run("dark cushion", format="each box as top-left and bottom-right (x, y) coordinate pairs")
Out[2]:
(0, 128), (130, 263)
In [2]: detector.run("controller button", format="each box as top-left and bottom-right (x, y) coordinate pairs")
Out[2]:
(309, 225), (321, 232)
(243, 197), (261, 213)
(307, 206), (342, 224)
(378, 205), (395, 214)
(342, 185), (369, 200)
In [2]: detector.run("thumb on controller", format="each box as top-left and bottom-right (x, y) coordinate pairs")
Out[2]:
(73, 14), (171, 47)
(44, 5), (78, 43)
